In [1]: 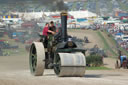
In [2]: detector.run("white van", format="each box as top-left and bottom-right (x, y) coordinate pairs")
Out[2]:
(122, 35), (128, 42)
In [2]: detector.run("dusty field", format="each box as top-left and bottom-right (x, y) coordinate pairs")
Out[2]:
(0, 54), (128, 85)
(0, 30), (128, 85)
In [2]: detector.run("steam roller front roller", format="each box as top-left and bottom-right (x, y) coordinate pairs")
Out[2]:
(29, 42), (45, 76)
(54, 52), (86, 77)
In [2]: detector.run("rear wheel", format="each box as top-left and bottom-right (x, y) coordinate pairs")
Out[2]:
(115, 59), (120, 69)
(29, 42), (45, 76)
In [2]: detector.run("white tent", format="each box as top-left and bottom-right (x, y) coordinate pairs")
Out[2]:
(12, 10), (97, 20)
(68, 10), (97, 18)
(44, 11), (97, 19)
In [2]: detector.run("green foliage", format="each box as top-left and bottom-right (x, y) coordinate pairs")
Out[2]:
(86, 66), (111, 70)
(97, 31), (118, 56)
(86, 54), (103, 67)
(104, 30), (128, 56)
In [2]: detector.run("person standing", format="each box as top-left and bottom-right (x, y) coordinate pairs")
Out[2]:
(42, 23), (55, 48)
(42, 23), (55, 36)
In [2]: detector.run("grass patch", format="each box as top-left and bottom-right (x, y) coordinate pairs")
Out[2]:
(97, 31), (117, 56)
(117, 0), (128, 11)
(107, 0), (113, 12)
(72, 2), (77, 10)
(104, 30), (128, 56)
(1, 35), (28, 56)
(83, 1), (88, 9)
(3, 45), (28, 56)
(86, 66), (112, 70)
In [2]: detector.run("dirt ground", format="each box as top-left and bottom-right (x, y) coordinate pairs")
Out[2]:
(0, 54), (128, 85)
(0, 30), (128, 85)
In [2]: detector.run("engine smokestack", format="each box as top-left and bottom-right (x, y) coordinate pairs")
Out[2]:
(61, 12), (67, 42)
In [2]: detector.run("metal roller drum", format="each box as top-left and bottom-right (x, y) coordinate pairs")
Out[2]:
(29, 42), (45, 76)
(54, 52), (86, 77)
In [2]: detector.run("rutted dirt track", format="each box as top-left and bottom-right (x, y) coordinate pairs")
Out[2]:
(0, 30), (128, 85)
(0, 69), (128, 85)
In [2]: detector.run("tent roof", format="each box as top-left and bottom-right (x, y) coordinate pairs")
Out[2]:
(68, 11), (97, 18)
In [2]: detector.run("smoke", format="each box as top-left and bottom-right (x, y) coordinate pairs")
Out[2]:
(39, 0), (68, 11)
(36, 0), (68, 11)
(0, 0), (68, 11)
(52, 0), (68, 11)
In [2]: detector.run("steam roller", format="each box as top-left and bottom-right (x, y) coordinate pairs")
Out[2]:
(29, 12), (86, 77)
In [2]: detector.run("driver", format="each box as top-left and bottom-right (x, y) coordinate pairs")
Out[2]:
(49, 21), (56, 34)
